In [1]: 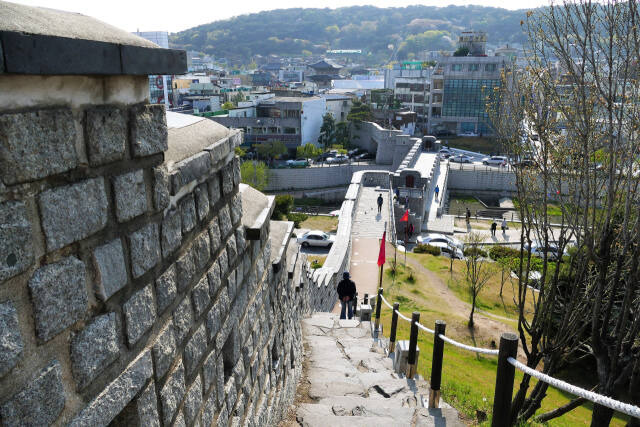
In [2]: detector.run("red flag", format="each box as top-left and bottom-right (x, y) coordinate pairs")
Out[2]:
(377, 231), (386, 267)
(400, 209), (409, 222)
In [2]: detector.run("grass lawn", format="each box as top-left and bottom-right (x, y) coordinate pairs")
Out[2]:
(442, 137), (501, 155)
(376, 256), (628, 426)
(298, 215), (338, 233)
(306, 255), (326, 269)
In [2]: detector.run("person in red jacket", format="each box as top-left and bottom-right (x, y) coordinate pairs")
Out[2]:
(337, 271), (356, 319)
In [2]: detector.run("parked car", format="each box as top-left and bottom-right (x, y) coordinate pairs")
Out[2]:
(435, 129), (455, 137)
(482, 155), (509, 166)
(512, 159), (536, 168)
(438, 148), (453, 159)
(297, 230), (335, 248)
(450, 154), (473, 163)
(417, 233), (464, 250)
(355, 152), (374, 160)
(286, 158), (310, 167)
(348, 148), (364, 158)
(525, 242), (564, 261)
(316, 150), (338, 162)
(326, 154), (349, 164)
(459, 131), (478, 137)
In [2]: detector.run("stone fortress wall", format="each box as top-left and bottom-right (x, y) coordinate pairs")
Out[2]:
(0, 74), (335, 426)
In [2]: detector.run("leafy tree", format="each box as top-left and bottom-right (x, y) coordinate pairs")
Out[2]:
(463, 233), (492, 328)
(318, 113), (336, 149)
(240, 161), (269, 191)
(335, 122), (350, 147)
(296, 143), (322, 159)
(489, 2), (640, 423)
(254, 141), (287, 162)
(346, 101), (372, 124)
(234, 146), (246, 157)
(272, 194), (293, 219)
(221, 101), (234, 110)
(453, 46), (469, 56)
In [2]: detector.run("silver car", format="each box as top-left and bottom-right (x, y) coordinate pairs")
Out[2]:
(297, 231), (335, 248)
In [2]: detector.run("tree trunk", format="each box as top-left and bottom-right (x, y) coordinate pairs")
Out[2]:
(536, 397), (586, 423)
(591, 403), (614, 427)
(468, 292), (476, 328)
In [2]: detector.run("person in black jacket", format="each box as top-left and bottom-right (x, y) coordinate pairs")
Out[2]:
(337, 271), (357, 319)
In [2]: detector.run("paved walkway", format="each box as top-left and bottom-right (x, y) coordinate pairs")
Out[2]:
(351, 187), (390, 239)
(297, 313), (463, 426)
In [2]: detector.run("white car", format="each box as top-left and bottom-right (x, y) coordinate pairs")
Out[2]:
(326, 155), (349, 164)
(459, 131), (478, 137)
(450, 154), (473, 163)
(525, 242), (564, 261)
(438, 148), (453, 158)
(417, 233), (464, 250)
(482, 156), (509, 166)
(297, 230), (335, 248)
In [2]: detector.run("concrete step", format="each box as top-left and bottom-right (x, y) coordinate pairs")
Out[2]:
(297, 401), (464, 426)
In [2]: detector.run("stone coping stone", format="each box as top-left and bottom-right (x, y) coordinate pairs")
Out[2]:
(239, 184), (275, 241)
(0, 2), (185, 75)
(268, 220), (294, 271)
(165, 113), (230, 166)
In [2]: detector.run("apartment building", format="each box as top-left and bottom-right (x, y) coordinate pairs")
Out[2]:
(208, 96), (326, 151)
(428, 32), (511, 136)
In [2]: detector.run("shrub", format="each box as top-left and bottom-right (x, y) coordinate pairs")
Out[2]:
(464, 247), (488, 258)
(489, 245), (520, 260)
(272, 194), (294, 219)
(286, 212), (308, 227)
(413, 244), (441, 255)
(311, 259), (323, 269)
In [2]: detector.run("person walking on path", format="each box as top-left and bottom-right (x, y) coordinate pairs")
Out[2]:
(337, 271), (356, 319)
(434, 185), (440, 201)
(491, 221), (497, 237)
(377, 193), (383, 213)
(501, 218), (507, 234)
(408, 223), (414, 240)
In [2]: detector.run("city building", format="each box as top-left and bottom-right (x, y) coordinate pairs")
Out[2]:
(208, 96), (327, 151)
(307, 59), (343, 89)
(384, 62), (433, 134)
(428, 32), (511, 135)
(132, 31), (175, 108)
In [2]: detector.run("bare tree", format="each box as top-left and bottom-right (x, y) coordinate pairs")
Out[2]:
(490, 1), (640, 424)
(463, 232), (493, 328)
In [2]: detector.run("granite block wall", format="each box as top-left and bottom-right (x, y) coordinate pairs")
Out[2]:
(0, 98), (317, 426)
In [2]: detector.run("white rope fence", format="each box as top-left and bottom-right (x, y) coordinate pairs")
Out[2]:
(439, 334), (499, 356)
(508, 357), (640, 420)
(375, 293), (640, 419)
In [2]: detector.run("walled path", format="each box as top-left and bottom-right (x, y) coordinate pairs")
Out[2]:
(296, 313), (463, 426)
(332, 187), (391, 315)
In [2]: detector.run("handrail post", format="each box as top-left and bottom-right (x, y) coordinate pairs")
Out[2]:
(374, 287), (383, 337)
(429, 320), (446, 408)
(353, 292), (358, 316)
(406, 311), (420, 379)
(389, 302), (399, 353)
(491, 333), (518, 427)
(363, 293), (369, 305)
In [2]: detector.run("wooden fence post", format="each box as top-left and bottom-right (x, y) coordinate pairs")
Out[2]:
(374, 288), (383, 337)
(491, 333), (518, 427)
(406, 311), (420, 379)
(389, 302), (399, 353)
(429, 320), (446, 408)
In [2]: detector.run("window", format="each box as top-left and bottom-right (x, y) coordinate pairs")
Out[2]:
(268, 127), (278, 134)
(283, 127), (297, 134)
(468, 64), (480, 72)
(485, 64), (497, 72)
(451, 64), (463, 72)
(341, 112), (345, 120)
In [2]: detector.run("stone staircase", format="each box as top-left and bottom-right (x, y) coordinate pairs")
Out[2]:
(295, 313), (463, 426)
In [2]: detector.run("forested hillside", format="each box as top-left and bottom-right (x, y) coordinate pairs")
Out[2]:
(170, 5), (530, 65)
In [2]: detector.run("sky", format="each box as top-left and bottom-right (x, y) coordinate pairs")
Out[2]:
(9, 0), (549, 33)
